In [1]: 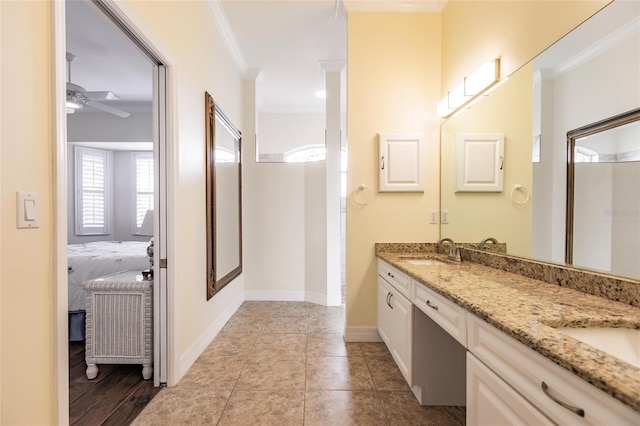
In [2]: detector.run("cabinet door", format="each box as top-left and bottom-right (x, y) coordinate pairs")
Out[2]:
(377, 276), (393, 346)
(455, 133), (504, 192)
(467, 353), (553, 426)
(389, 289), (413, 385)
(378, 133), (426, 192)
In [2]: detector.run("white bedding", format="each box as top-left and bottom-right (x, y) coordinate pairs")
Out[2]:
(67, 241), (150, 311)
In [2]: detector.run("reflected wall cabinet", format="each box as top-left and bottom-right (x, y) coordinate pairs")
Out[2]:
(455, 133), (504, 192)
(378, 133), (426, 192)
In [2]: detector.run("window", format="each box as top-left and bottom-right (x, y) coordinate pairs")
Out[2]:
(133, 152), (154, 233)
(75, 146), (111, 235)
(284, 144), (327, 163)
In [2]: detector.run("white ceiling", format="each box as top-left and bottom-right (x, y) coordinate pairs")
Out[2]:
(66, 0), (154, 114)
(65, 0), (447, 116)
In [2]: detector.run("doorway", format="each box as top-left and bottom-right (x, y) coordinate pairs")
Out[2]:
(57, 0), (172, 422)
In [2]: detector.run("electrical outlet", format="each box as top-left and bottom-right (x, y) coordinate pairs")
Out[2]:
(429, 210), (438, 224)
(441, 210), (449, 224)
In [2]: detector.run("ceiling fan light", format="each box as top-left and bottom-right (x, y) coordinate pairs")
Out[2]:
(66, 99), (82, 109)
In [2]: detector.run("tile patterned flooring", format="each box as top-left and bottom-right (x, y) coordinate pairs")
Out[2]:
(133, 301), (465, 425)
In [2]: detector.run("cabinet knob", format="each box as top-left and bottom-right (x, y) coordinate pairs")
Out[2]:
(387, 272), (395, 278)
(541, 382), (585, 417)
(426, 300), (439, 311)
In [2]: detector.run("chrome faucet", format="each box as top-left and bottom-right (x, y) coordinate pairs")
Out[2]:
(437, 237), (461, 262)
(479, 237), (498, 251)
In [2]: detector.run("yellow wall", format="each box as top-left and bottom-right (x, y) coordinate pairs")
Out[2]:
(441, 0), (609, 96)
(0, 0), (244, 423)
(346, 13), (442, 327)
(1, 0), (56, 423)
(125, 0), (245, 373)
(440, 62), (534, 256)
(346, 1), (611, 330)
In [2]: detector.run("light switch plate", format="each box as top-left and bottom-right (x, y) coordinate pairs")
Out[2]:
(429, 210), (438, 224)
(17, 191), (40, 229)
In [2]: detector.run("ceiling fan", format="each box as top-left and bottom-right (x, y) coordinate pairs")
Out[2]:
(66, 52), (130, 118)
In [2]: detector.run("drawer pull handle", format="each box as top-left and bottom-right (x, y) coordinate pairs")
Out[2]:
(388, 292), (393, 309)
(541, 382), (584, 417)
(387, 272), (395, 279)
(426, 300), (438, 310)
(386, 292), (391, 308)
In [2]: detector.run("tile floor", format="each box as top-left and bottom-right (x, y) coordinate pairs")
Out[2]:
(133, 301), (465, 425)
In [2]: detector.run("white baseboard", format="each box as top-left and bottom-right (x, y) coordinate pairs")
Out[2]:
(244, 290), (305, 301)
(305, 291), (327, 305)
(245, 290), (342, 306)
(344, 326), (382, 342)
(178, 292), (243, 379)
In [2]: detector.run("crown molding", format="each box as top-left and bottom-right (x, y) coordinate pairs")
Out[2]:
(205, 0), (248, 74)
(554, 16), (639, 79)
(343, 0), (447, 13)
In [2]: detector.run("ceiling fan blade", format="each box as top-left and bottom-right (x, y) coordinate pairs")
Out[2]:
(84, 91), (119, 101)
(86, 100), (130, 118)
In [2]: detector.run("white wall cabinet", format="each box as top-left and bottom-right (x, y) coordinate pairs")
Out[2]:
(378, 133), (425, 192)
(455, 133), (504, 192)
(377, 275), (413, 384)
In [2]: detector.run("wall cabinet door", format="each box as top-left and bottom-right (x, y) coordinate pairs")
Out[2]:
(467, 353), (553, 426)
(378, 133), (426, 192)
(455, 133), (504, 192)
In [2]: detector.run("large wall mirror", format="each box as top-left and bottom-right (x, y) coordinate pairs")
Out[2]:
(205, 92), (242, 300)
(440, 0), (640, 279)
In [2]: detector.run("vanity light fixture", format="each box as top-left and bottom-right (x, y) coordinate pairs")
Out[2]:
(437, 59), (500, 118)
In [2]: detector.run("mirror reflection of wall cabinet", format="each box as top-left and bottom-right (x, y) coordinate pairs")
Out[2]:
(378, 133), (426, 192)
(440, 0), (640, 279)
(455, 133), (504, 192)
(205, 92), (242, 300)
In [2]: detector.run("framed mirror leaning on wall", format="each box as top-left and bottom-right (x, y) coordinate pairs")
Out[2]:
(205, 92), (243, 300)
(439, 0), (640, 280)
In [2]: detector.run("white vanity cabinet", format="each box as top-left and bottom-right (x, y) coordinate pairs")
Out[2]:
(467, 314), (640, 426)
(467, 352), (554, 425)
(377, 263), (413, 384)
(414, 281), (467, 347)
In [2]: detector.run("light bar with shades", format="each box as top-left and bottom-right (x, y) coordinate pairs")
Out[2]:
(437, 59), (500, 118)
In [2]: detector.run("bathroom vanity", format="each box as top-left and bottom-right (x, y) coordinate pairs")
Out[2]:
(376, 245), (640, 425)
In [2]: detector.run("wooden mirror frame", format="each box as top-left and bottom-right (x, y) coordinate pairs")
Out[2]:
(565, 107), (640, 265)
(205, 92), (243, 300)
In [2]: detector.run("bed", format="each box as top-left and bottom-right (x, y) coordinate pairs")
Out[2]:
(68, 241), (150, 340)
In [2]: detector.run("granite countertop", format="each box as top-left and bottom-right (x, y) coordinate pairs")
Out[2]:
(377, 250), (640, 412)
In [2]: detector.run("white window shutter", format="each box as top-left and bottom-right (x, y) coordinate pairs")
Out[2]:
(134, 152), (154, 232)
(75, 146), (111, 235)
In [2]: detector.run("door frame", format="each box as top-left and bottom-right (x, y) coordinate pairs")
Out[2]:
(53, 0), (177, 423)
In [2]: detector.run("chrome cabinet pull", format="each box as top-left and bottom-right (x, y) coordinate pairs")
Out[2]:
(386, 292), (391, 308)
(426, 300), (438, 311)
(381, 156), (385, 170)
(389, 293), (393, 309)
(541, 382), (585, 417)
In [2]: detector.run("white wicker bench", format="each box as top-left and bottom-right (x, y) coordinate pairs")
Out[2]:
(84, 271), (153, 380)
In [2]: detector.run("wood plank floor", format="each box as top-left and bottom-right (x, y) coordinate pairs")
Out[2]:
(69, 341), (161, 426)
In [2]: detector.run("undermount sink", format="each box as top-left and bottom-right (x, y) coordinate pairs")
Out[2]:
(556, 327), (640, 367)
(399, 256), (448, 266)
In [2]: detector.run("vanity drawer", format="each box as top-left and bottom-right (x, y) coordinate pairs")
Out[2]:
(377, 259), (412, 299)
(413, 282), (467, 347)
(467, 314), (640, 426)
